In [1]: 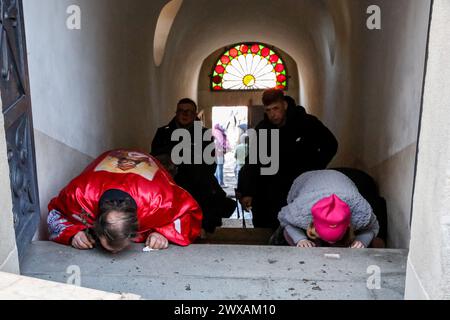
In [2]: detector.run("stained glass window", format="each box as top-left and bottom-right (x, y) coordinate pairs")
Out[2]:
(211, 43), (287, 91)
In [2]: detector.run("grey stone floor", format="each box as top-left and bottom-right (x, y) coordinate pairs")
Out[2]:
(21, 241), (407, 300)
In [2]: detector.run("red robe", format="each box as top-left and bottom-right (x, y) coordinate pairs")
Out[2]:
(47, 150), (202, 246)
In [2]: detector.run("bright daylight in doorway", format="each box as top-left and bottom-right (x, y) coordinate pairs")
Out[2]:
(212, 106), (251, 220)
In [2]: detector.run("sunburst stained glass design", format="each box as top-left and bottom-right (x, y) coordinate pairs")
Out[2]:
(211, 43), (287, 91)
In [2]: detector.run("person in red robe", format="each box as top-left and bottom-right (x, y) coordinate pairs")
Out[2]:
(47, 149), (202, 253)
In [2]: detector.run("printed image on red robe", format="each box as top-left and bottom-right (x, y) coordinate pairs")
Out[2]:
(94, 150), (159, 181)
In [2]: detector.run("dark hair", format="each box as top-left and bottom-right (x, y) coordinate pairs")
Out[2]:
(94, 198), (139, 250)
(177, 98), (198, 111)
(262, 89), (285, 106)
(284, 95), (297, 108)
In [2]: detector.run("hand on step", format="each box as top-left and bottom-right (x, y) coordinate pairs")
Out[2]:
(71, 231), (95, 250)
(297, 240), (316, 248)
(145, 232), (169, 250)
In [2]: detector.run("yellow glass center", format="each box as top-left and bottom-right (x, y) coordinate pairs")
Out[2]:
(243, 74), (256, 87)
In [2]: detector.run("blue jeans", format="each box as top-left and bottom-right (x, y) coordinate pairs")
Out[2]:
(234, 164), (243, 179)
(215, 164), (224, 185)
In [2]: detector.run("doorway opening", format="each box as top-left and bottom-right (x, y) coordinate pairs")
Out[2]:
(211, 106), (252, 224)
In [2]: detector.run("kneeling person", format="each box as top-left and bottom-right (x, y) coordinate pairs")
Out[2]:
(47, 150), (202, 253)
(278, 170), (379, 248)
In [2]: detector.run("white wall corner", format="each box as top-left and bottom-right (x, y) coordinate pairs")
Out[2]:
(0, 248), (20, 275)
(405, 258), (430, 300)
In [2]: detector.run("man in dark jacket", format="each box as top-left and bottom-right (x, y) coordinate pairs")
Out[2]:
(151, 98), (236, 234)
(238, 89), (338, 230)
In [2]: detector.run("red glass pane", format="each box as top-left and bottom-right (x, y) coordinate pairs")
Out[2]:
(215, 65), (225, 74)
(261, 47), (270, 57)
(277, 84), (286, 90)
(213, 75), (222, 84)
(277, 75), (286, 82)
(275, 64), (284, 72)
(213, 86), (223, 91)
(221, 55), (230, 64)
(251, 44), (260, 54)
(270, 54), (279, 63)
(229, 48), (238, 57)
(240, 45), (249, 54)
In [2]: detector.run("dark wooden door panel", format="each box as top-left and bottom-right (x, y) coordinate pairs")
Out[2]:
(0, 0), (40, 263)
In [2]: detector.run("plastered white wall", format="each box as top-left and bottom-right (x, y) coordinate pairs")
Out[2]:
(23, 0), (167, 157)
(154, 0), (184, 67)
(406, 0), (450, 300)
(22, 0), (168, 239)
(319, 0), (430, 248)
(358, 0), (430, 249)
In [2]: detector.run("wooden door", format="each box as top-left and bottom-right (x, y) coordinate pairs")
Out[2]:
(0, 0), (40, 263)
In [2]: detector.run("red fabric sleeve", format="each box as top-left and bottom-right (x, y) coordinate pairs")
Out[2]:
(153, 210), (201, 246)
(151, 192), (203, 246)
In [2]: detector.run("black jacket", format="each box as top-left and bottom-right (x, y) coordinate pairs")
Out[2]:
(238, 101), (338, 228)
(152, 118), (215, 178)
(151, 118), (235, 232)
(332, 168), (387, 241)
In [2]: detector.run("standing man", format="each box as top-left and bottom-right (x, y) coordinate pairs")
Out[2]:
(151, 99), (236, 234)
(238, 89), (338, 230)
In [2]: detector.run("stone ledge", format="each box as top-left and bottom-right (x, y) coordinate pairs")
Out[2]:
(0, 271), (141, 300)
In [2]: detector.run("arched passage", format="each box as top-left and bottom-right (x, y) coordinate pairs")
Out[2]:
(157, 0), (431, 249)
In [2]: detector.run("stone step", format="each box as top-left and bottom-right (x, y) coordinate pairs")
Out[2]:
(195, 228), (273, 245)
(20, 241), (408, 300)
(221, 218), (254, 229)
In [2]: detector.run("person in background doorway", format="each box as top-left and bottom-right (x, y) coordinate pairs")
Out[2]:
(151, 99), (236, 235)
(238, 89), (338, 230)
(234, 134), (249, 178)
(278, 170), (380, 248)
(47, 150), (202, 253)
(212, 123), (231, 187)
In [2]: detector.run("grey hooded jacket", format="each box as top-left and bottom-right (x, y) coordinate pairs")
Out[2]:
(278, 170), (379, 247)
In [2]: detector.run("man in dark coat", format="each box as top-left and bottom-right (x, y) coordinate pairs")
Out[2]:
(151, 98), (236, 234)
(238, 89), (338, 230)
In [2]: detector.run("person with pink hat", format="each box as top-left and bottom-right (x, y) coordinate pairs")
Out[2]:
(278, 170), (380, 248)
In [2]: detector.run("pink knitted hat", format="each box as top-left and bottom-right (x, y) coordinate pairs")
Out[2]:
(311, 194), (351, 243)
